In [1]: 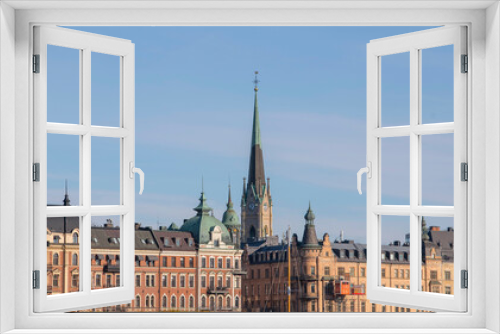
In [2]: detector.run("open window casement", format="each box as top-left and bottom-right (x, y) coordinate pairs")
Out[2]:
(33, 26), (141, 312)
(362, 26), (467, 312)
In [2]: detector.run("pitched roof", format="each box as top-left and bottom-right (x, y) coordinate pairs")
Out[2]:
(152, 230), (196, 251)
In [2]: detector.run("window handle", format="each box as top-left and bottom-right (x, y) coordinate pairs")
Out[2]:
(129, 162), (145, 195)
(357, 162), (371, 195)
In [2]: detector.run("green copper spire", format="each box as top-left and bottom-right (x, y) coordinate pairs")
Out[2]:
(247, 71), (266, 188)
(251, 71), (262, 147)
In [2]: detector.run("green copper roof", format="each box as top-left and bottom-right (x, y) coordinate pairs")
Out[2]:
(180, 192), (233, 245)
(222, 185), (240, 228)
(304, 202), (316, 223)
(251, 88), (261, 147)
(168, 222), (180, 231)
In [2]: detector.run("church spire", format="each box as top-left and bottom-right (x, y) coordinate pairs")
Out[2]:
(63, 179), (71, 206)
(247, 71), (266, 190)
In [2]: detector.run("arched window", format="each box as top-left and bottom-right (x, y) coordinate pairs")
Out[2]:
(226, 295), (231, 308)
(151, 295), (155, 308)
(135, 295), (140, 308)
(201, 296), (207, 308)
(235, 296), (240, 308)
(162, 295), (167, 308)
(180, 295), (185, 309)
(72, 253), (78, 266)
(145, 295), (150, 308)
(72, 233), (78, 244)
(189, 295), (194, 308)
(218, 296), (223, 310)
(171, 295), (176, 308)
(209, 296), (215, 311)
(53, 253), (59, 265)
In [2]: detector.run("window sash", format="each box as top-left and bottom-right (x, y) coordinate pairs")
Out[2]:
(33, 25), (136, 312)
(366, 25), (467, 312)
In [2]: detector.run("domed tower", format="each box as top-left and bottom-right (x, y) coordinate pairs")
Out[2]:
(302, 202), (321, 250)
(180, 191), (233, 246)
(241, 72), (273, 243)
(222, 184), (241, 246)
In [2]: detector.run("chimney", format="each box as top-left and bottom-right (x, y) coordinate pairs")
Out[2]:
(393, 240), (401, 246)
(430, 226), (441, 231)
(135, 222), (141, 230)
(447, 227), (454, 232)
(104, 219), (114, 228)
(159, 226), (167, 231)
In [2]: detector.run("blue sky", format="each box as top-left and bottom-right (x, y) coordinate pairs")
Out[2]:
(47, 26), (454, 244)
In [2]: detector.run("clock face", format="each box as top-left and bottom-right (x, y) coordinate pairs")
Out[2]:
(249, 203), (255, 211)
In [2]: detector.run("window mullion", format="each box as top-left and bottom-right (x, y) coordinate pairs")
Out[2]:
(409, 47), (420, 295)
(81, 47), (92, 294)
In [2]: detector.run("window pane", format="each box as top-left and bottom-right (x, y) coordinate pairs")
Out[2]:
(421, 45), (454, 124)
(381, 137), (410, 205)
(47, 134), (80, 206)
(47, 45), (80, 124)
(381, 52), (410, 127)
(421, 134), (454, 206)
(380, 215), (410, 290)
(91, 137), (121, 205)
(47, 216), (81, 295)
(420, 216), (454, 295)
(91, 215), (121, 290)
(91, 52), (120, 127)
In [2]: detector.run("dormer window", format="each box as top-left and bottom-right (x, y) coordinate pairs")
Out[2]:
(53, 235), (60, 244)
(390, 252), (395, 261)
(175, 238), (180, 246)
(381, 252), (386, 260)
(340, 250), (345, 258)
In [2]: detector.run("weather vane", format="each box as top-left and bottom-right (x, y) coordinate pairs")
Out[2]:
(253, 70), (260, 91)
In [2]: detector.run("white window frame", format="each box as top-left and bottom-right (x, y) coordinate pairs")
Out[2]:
(0, 2), (498, 334)
(365, 26), (467, 312)
(32, 25), (136, 313)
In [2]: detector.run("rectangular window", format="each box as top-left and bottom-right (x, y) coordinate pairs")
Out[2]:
(146, 275), (150, 287)
(180, 275), (185, 288)
(189, 258), (194, 268)
(430, 270), (438, 280)
(445, 271), (451, 280)
(381, 269), (386, 278)
(136, 275), (141, 287)
(311, 267), (316, 276)
(180, 258), (185, 268)
(53, 274), (59, 287)
(201, 276), (206, 288)
(325, 267), (330, 276)
(162, 257), (167, 267)
(189, 275), (194, 288)
(171, 257), (176, 267)
(162, 275), (167, 288)
(116, 275), (120, 287)
(95, 274), (101, 287)
(349, 267), (354, 277)
(361, 268), (366, 277)
(171, 275), (177, 288)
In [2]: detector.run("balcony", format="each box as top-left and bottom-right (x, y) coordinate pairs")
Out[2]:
(103, 264), (120, 273)
(232, 269), (247, 275)
(207, 287), (229, 294)
(299, 292), (319, 299)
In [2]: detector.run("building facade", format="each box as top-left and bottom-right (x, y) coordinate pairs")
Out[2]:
(46, 191), (243, 313)
(241, 205), (454, 313)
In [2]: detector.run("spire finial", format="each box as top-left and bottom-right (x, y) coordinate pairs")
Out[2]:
(63, 179), (71, 206)
(201, 175), (204, 193)
(253, 71), (259, 91)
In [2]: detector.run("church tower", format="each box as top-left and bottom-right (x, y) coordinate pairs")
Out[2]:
(241, 72), (273, 243)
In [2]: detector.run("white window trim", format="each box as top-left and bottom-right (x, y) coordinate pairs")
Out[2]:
(0, 2), (497, 334)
